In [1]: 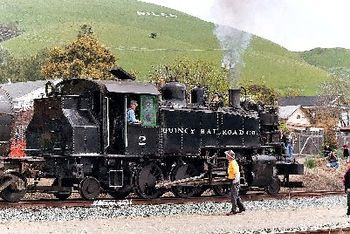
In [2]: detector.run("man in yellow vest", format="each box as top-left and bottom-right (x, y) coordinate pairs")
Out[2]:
(225, 150), (245, 215)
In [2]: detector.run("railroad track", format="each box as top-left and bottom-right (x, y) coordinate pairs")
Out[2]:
(0, 190), (344, 209)
(292, 227), (350, 234)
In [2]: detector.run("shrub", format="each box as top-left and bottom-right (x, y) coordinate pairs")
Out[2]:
(305, 158), (316, 169)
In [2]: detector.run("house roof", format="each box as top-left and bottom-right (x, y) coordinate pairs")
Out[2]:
(0, 80), (51, 99)
(278, 95), (342, 107)
(278, 105), (301, 119)
(0, 87), (13, 114)
(0, 80), (61, 111)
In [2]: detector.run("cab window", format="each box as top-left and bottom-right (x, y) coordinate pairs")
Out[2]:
(140, 95), (157, 127)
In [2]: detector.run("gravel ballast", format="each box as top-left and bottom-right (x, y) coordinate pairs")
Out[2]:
(0, 195), (350, 233)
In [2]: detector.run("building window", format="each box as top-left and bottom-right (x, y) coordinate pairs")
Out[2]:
(296, 115), (301, 119)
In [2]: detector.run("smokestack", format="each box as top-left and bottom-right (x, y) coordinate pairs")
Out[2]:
(228, 88), (240, 108)
(191, 87), (206, 105)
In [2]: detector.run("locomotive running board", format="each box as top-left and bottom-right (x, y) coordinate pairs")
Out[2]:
(155, 175), (230, 189)
(281, 181), (303, 188)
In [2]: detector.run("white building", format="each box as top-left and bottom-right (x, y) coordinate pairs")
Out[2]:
(278, 105), (311, 129)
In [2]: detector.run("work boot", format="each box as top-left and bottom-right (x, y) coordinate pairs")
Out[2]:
(226, 207), (238, 216)
(226, 211), (238, 216)
(239, 207), (246, 213)
(238, 203), (246, 213)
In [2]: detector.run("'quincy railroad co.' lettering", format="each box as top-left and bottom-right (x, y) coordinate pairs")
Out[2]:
(161, 127), (257, 136)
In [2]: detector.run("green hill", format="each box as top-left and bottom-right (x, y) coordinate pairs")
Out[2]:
(242, 38), (329, 95)
(299, 47), (350, 69)
(0, 0), (330, 95)
(298, 47), (350, 82)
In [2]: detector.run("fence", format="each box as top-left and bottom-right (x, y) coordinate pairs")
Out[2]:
(290, 129), (324, 156)
(290, 129), (350, 156)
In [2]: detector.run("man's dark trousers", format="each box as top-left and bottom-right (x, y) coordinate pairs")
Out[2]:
(230, 182), (245, 212)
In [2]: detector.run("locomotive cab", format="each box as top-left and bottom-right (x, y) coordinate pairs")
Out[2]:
(108, 92), (159, 156)
(124, 94), (159, 156)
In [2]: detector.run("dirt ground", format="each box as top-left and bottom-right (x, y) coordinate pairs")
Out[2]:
(0, 206), (348, 234)
(299, 156), (346, 191)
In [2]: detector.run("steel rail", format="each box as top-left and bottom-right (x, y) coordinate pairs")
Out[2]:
(0, 190), (344, 209)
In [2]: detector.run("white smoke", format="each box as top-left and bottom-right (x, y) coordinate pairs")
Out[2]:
(214, 25), (251, 87)
(212, 0), (288, 86)
(211, 0), (350, 52)
(211, 0), (285, 30)
(141, 0), (350, 51)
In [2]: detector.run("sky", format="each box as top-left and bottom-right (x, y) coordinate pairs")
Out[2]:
(140, 0), (350, 51)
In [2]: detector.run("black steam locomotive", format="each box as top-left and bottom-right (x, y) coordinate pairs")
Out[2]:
(0, 68), (303, 202)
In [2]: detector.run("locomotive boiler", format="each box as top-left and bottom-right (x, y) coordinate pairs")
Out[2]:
(0, 68), (303, 202)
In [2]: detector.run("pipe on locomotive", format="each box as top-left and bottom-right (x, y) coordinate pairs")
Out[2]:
(228, 88), (240, 108)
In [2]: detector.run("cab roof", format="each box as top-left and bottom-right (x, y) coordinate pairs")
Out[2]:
(56, 78), (160, 96)
(96, 80), (160, 95)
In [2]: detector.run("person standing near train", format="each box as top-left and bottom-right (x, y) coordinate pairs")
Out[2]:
(286, 140), (294, 162)
(225, 150), (245, 215)
(343, 163), (350, 215)
(343, 142), (349, 159)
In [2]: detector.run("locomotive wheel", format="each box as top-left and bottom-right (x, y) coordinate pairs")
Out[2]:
(171, 163), (203, 198)
(213, 184), (230, 196)
(79, 177), (101, 200)
(135, 163), (164, 199)
(53, 179), (72, 200)
(107, 189), (130, 200)
(0, 173), (27, 203)
(265, 176), (281, 195)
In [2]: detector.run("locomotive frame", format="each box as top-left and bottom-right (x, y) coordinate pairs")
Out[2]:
(0, 68), (303, 202)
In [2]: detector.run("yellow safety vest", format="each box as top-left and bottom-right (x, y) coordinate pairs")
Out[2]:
(228, 159), (239, 180)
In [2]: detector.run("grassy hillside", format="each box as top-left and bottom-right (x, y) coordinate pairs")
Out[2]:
(299, 47), (350, 69)
(1, 0), (221, 76)
(0, 0), (330, 95)
(298, 48), (350, 82)
(242, 38), (330, 95)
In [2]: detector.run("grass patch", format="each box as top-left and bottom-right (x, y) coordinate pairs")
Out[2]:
(305, 158), (317, 169)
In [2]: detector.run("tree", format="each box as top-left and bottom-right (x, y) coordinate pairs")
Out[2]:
(0, 48), (47, 83)
(317, 74), (350, 147)
(282, 87), (302, 97)
(149, 58), (229, 100)
(42, 25), (117, 80)
(78, 24), (94, 38)
(319, 73), (350, 103)
(240, 80), (280, 105)
(315, 107), (339, 148)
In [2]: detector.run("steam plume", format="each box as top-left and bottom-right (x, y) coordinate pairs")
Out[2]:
(214, 26), (251, 87)
(212, 0), (283, 87)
